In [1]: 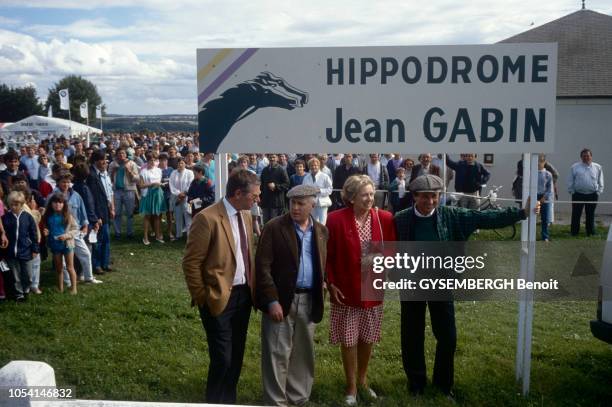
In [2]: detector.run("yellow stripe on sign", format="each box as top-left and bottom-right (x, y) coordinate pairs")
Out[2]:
(197, 49), (233, 83)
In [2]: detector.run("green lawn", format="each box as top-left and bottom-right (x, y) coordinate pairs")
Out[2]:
(0, 221), (610, 406)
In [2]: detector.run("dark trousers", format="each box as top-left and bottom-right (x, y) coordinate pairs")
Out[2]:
(199, 284), (252, 404)
(571, 192), (598, 236)
(93, 223), (111, 269)
(401, 301), (456, 394)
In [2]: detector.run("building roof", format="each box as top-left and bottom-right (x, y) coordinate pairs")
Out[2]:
(500, 9), (612, 98)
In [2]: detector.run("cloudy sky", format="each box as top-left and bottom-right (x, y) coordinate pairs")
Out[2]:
(1, 0), (610, 115)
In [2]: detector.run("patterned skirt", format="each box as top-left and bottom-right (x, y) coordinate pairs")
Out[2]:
(329, 303), (384, 347)
(139, 186), (167, 215)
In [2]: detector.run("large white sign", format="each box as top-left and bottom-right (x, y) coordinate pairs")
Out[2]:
(197, 44), (557, 153)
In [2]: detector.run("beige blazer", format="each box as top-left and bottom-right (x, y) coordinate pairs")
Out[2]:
(182, 200), (255, 316)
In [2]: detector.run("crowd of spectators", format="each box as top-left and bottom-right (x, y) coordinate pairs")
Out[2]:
(0, 130), (604, 303)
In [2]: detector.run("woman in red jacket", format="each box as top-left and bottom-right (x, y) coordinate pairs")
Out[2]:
(326, 174), (396, 405)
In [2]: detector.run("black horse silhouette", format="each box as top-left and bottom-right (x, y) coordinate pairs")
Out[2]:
(198, 71), (309, 152)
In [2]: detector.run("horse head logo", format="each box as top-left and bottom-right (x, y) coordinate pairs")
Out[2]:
(198, 71), (309, 152)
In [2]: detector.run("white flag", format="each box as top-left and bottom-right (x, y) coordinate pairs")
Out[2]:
(59, 88), (69, 110)
(95, 104), (103, 119)
(48, 105), (53, 118)
(80, 101), (88, 119)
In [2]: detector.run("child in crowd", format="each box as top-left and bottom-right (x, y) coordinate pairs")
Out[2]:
(10, 186), (43, 294)
(538, 154), (554, 241)
(290, 159), (307, 188)
(187, 165), (214, 217)
(389, 166), (408, 214)
(2, 191), (39, 302)
(42, 194), (80, 294)
(159, 153), (174, 241)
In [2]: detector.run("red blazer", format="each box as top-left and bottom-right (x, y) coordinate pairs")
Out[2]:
(326, 207), (396, 308)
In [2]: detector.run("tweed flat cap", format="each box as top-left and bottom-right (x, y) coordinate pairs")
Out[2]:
(408, 174), (444, 192)
(287, 184), (320, 199)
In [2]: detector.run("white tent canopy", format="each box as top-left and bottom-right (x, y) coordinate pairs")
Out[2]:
(0, 115), (101, 140)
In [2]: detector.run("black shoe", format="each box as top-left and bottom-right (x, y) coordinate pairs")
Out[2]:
(15, 295), (26, 303)
(94, 267), (105, 275)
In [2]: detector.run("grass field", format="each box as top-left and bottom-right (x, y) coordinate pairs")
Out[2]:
(0, 220), (611, 406)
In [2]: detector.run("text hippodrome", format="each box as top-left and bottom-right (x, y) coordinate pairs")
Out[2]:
(326, 55), (548, 85)
(324, 54), (550, 144)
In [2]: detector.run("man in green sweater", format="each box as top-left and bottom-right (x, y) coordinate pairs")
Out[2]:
(394, 174), (537, 397)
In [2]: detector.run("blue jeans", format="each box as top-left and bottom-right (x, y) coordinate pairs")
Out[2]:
(113, 189), (136, 236)
(541, 201), (551, 240)
(93, 223), (111, 269)
(30, 255), (41, 289)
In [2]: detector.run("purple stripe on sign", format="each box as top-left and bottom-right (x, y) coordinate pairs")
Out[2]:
(198, 48), (259, 106)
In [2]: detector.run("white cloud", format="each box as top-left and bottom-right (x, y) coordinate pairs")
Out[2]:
(1, 0), (611, 114)
(26, 19), (129, 39)
(0, 28), (193, 114)
(0, 30), (189, 79)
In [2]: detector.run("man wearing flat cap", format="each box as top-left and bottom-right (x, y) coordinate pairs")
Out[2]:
(394, 174), (538, 398)
(255, 184), (329, 406)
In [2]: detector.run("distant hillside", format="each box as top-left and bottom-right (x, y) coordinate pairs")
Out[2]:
(102, 114), (197, 132)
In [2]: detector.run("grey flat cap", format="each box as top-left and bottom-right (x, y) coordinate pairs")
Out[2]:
(408, 174), (444, 192)
(287, 184), (320, 199)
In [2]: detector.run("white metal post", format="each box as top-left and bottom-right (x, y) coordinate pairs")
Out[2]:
(214, 153), (229, 201)
(67, 106), (72, 138)
(441, 153), (447, 205)
(516, 153), (530, 381)
(521, 153), (539, 395)
(86, 111), (90, 148)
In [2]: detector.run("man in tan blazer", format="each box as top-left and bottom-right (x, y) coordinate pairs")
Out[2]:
(182, 169), (260, 404)
(255, 184), (328, 406)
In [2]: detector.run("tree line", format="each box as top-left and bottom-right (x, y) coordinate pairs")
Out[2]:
(0, 75), (103, 124)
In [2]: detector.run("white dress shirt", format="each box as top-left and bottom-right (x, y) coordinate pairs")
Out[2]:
(169, 168), (194, 196)
(567, 161), (604, 195)
(222, 198), (247, 286)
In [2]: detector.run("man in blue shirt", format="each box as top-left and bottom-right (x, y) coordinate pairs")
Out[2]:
(255, 184), (329, 406)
